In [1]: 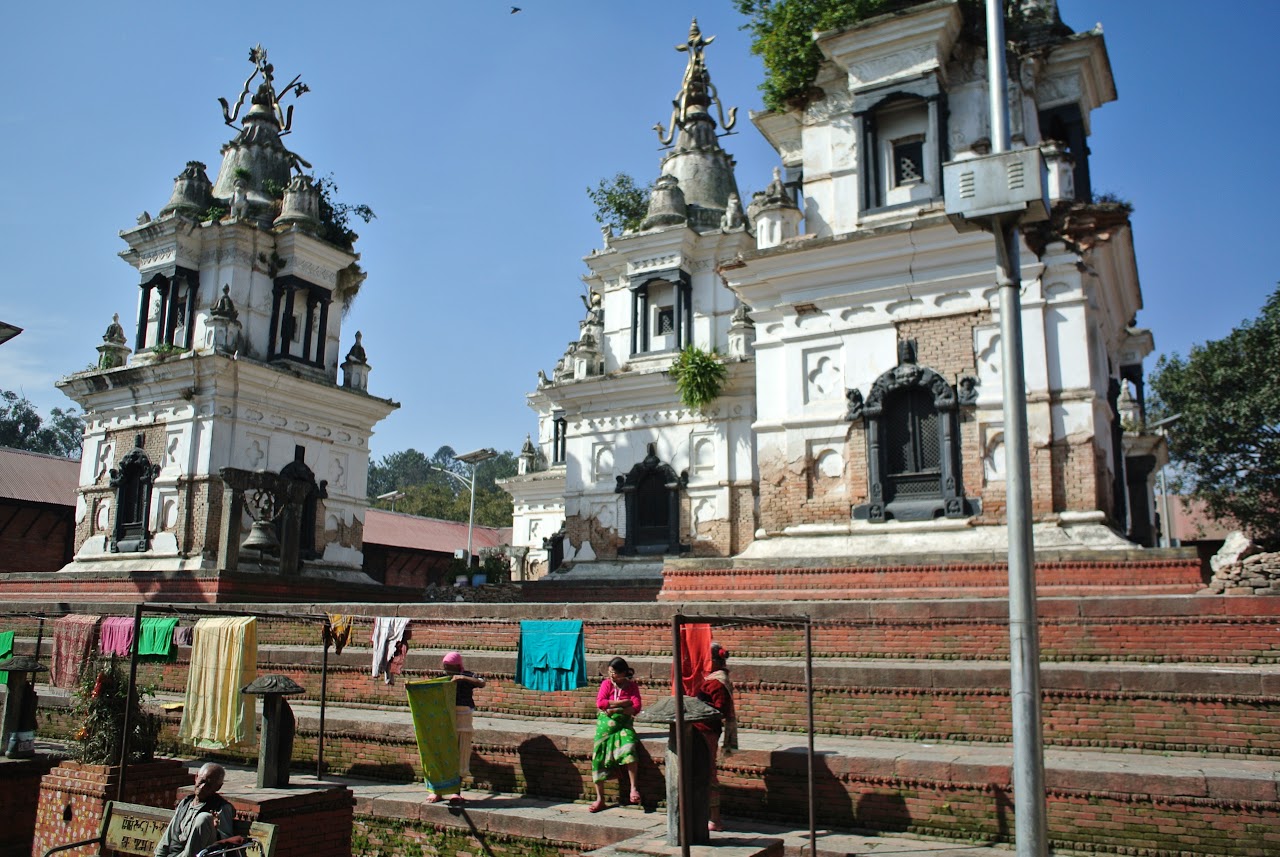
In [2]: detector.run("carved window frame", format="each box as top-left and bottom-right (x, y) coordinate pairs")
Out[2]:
(614, 444), (688, 556)
(629, 268), (691, 356)
(109, 435), (159, 553)
(848, 344), (979, 522)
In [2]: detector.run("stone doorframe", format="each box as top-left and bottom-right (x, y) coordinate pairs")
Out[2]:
(847, 340), (980, 523)
(615, 444), (689, 556)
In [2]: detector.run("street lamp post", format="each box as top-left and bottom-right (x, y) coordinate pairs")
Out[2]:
(442, 447), (498, 568)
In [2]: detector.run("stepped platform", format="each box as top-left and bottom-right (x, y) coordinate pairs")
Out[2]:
(658, 549), (1206, 601)
(6, 590), (1278, 855)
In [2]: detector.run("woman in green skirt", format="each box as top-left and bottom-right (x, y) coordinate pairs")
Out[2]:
(590, 656), (643, 811)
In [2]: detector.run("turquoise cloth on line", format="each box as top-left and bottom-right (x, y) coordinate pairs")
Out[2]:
(515, 620), (587, 691)
(0, 630), (13, 683)
(406, 677), (460, 796)
(138, 617), (179, 661)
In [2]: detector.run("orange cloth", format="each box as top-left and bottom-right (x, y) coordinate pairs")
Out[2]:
(674, 623), (712, 697)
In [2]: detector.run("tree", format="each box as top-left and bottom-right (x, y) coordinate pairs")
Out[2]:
(587, 173), (651, 233)
(367, 448), (434, 497)
(733, 0), (1063, 112)
(0, 390), (84, 459)
(368, 445), (518, 527)
(1149, 284), (1280, 549)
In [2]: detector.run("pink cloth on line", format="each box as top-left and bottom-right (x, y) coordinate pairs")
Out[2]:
(51, 615), (101, 689)
(99, 617), (135, 656)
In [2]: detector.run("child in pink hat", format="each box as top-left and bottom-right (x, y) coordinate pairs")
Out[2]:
(427, 651), (486, 803)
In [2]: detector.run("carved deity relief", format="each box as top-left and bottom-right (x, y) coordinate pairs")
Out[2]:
(805, 351), (843, 403)
(328, 454), (348, 490)
(96, 441), (115, 482)
(245, 438), (266, 469)
(983, 427), (1006, 483)
(95, 498), (112, 533)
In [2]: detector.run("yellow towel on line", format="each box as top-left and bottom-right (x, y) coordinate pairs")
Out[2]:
(178, 616), (257, 749)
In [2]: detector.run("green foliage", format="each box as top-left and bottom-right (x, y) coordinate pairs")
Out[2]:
(233, 167), (253, 183)
(587, 173), (651, 233)
(480, 551), (513, 584)
(0, 390), (83, 459)
(668, 345), (728, 410)
(1149, 284), (1280, 549)
(201, 204), (228, 223)
(313, 173), (375, 251)
(70, 656), (160, 765)
(369, 445), (518, 528)
(734, 0), (1062, 112)
(262, 178), (287, 200)
(733, 0), (888, 111)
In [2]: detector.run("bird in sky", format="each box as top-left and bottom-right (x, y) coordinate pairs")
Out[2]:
(510, 6), (521, 13)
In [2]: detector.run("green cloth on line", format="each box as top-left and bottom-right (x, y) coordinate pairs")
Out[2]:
(405, 677), (459, 796)
(0, 630), (13, 683)
(138, 617), (179, 661)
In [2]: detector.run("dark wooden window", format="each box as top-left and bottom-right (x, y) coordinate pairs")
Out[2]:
(893, 139), (925, 186)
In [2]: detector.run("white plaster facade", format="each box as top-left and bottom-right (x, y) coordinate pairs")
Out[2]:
(506, 3), (1166, 565)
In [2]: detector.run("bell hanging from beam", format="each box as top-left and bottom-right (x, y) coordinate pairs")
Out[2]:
(241, 519), (280, 555)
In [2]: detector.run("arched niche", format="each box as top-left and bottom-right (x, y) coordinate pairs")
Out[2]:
(615, 444), (688, 556)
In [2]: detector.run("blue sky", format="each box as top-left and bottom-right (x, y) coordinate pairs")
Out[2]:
(2, 1), (1276, 463)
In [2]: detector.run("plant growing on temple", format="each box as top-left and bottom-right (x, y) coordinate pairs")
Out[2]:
(1149, 283), (1280, 550)
(588, 173), (650, 233)
(734, 0), (1063, 112)
(668, 345), (728, 410)
(312, 173), (375, 252)
(70, 657), (161, 765)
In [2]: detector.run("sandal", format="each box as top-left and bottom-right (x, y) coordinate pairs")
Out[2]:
(588, 799), (606, 813)
(629, 789), (642, 806)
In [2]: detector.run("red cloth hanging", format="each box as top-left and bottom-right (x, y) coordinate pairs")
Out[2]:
(674, 623), (712, 696)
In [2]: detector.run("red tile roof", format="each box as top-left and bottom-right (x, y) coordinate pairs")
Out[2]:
(363, 508), (511, 554)
(0, 447), (80, 506)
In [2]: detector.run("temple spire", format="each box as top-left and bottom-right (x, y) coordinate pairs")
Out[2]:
(655, 19), (737, 147)
(645, 19), (742, 232)
(211, 45), (313, 211)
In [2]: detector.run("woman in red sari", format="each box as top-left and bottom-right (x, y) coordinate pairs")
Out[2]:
(694, 642), (737, 831)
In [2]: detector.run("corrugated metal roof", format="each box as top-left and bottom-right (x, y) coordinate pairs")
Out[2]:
(364, 508), (512, 554)
(0, 446), (80, 506)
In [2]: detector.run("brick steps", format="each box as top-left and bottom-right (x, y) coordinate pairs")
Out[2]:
(659, 555), (1207, 601)
(47, 699), (1280, 856)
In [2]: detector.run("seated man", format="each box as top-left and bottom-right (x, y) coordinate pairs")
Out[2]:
(154, 763), (236, 857)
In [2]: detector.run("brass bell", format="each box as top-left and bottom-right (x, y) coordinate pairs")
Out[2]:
(241, 519), (280, 554)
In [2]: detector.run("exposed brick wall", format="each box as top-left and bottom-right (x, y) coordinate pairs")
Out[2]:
(687, 485), (756, 557)
(176, 477), (219, 557)
(0, 756), (54, 857)
(896, 310), (989, 378)
(30, 759), (191, 857)
(231, 787), (355, 857)
(0, 503), (73, 572)
(564, 512), (623, 560)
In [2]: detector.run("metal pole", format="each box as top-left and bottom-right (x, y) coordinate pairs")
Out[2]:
(672, 615), (689, 857)
(117, 604), (144, 803)
(466, 468), (477, 569)
(805, 617), (816, 855)
(318, 617), (330, 779)
(987, 1), (1047, 855)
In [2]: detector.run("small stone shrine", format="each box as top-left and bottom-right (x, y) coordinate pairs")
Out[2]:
(55, 46), (397, 596)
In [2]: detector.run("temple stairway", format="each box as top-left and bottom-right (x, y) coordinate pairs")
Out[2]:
(9, 590), (1280, 856)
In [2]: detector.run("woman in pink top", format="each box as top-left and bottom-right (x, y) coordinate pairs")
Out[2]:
(589, 656), (643, 812)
